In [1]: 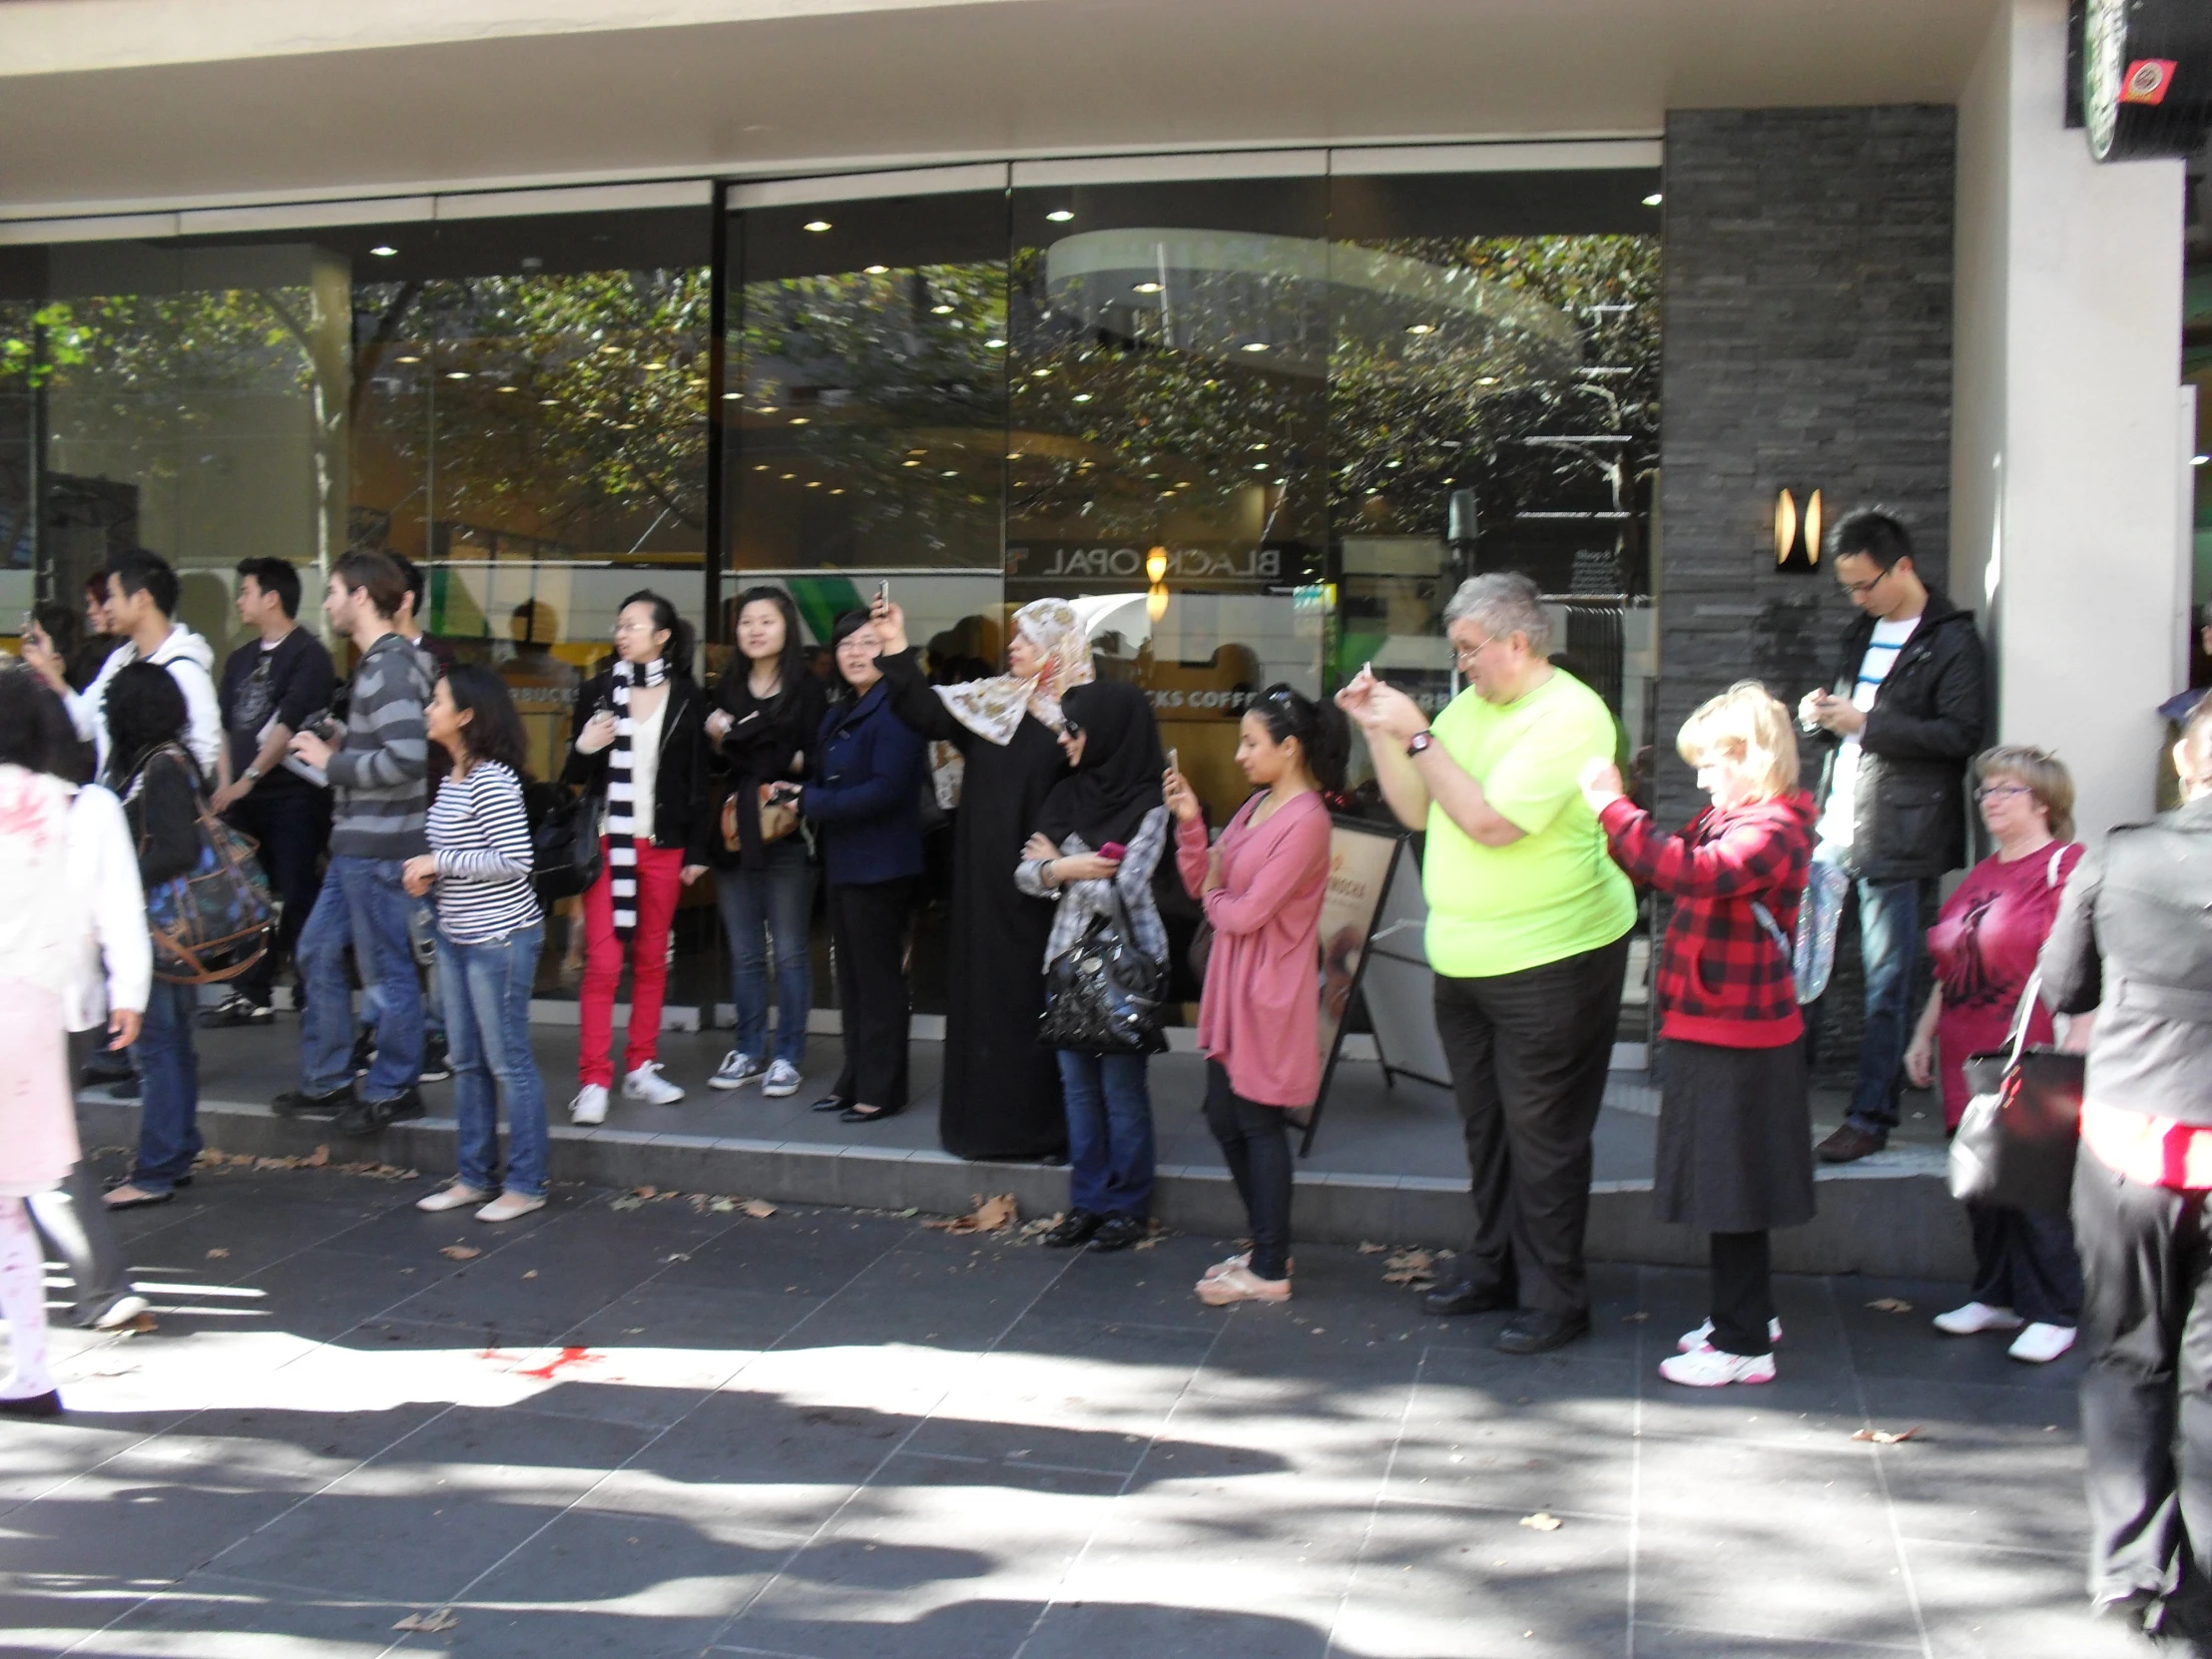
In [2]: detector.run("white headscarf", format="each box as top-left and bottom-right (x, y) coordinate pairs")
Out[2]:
(933, 599), (1097, 747)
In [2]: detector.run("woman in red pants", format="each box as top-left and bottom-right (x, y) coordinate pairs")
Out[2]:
(563, 591), (712, 1124)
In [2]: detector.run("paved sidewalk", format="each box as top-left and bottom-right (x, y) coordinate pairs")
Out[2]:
(2, 1154), (2121, 1659)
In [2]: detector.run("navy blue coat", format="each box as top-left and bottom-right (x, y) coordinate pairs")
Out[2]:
(802, 679), (926, 885)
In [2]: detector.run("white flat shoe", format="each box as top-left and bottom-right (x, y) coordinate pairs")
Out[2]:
(2008, 1322), (2076, 1364)
(416, 1183), (489, 1213)
(475, 1191), (546, 1224)
(1933, 1301), (2023, 1337)
(1658, 1348), (1776, 1387)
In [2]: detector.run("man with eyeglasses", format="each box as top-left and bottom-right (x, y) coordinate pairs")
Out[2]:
(1798, 508), (1986, 1165)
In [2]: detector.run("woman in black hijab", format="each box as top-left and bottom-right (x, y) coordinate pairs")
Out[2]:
(1015, 680), (1171, 1252)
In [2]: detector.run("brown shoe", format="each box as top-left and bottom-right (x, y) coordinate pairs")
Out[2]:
(1816, 1124), (1887, 1164)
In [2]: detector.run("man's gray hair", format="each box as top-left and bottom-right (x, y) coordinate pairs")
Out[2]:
(1442, 572), (1552, 656)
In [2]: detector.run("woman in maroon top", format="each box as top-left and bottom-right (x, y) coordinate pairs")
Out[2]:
(1905, 746), (2086, 1364)
(1582, 683), (1816, 1388)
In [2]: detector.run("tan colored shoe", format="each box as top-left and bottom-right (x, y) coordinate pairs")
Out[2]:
(416, 1183), (489, 1214)
(1202, 1250), (1294, 1282)
(475, 1191), (546, 1224)
(1197, 1264), (1292, 1307)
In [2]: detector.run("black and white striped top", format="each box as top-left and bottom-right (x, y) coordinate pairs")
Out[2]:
(425, 760), (541, 944)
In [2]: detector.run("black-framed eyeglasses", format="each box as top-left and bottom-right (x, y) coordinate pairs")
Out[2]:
(1974, 783), (2034, 803)
(1837, 566), (1891, 599)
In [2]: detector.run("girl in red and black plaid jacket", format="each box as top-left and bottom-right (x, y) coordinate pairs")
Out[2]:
(1580, 681), (1818, 1390)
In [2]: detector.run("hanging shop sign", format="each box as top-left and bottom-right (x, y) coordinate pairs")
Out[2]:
(2082, 0), (2212, 161)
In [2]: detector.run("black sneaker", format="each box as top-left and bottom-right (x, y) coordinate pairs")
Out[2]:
(337, 1086), (424, 1138)
(416, 1031), (452, 1084)
(80, 1054), (133, 1087)
(349, 1026), (376, 1076)
(273, 1082), (353, 1119)
(202, 992), (274, 1029)
(1089, 1214), (1150, 1253)
(102, 1075), (141, 1100)
(1042, 1209), (1105, 1249)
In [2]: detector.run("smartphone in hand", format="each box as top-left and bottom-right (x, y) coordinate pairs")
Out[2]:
(1098, 841), (1127, 862)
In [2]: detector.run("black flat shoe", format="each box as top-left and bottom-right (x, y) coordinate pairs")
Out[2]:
(1089, 1214), (1149, 1253)
(1421, 1279), (1517, 1318)
(1495, 1309), (1591, 1356)
(0, 1391), (62, 1418)
(1042, 1209), (1104, 1249)
(839, 1104), (895, 1124)
(811, 1095), (848, 1113)
(273, 1083), (353, 1120)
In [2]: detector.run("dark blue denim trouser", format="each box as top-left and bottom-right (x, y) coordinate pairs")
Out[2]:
(716, 841), (815, 1068)
(436, 923), (549, 1198)
(1807, 845), (1925, 1138)
(298, 854), (421, 1099)
(130, 979), (202, 1193)
(1055, 1049), (1156, 1218)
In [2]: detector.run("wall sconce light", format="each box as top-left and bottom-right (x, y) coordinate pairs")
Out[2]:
(1146, 545), (1170, 622)
(1774, 487), (1823, 573)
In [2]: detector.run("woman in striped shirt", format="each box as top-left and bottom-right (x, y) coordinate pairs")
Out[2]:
(403, 666), (548, 1223)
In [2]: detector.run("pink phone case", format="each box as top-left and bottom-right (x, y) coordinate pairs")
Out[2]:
(1099, 841), (1126, 861)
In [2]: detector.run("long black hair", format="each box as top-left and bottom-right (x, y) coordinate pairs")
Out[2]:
(1248, 683), (1351, 796)
(618, 589), (696, 679)
(0, 665), (86, 782)
(441, 664), (531, 779)
(726, 584), (807, 716)
(102, 661), (189, 787)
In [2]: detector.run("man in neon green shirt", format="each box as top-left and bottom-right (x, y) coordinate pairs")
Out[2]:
(1339, 573), (1634, 1356)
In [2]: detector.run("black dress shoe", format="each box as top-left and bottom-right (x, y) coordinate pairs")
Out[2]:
(1495, 1309), (1591, 1356)
(811, 1095), (848, 1113)
(337, 1086), (424, 1138)
(1043, 1209), (1105, 1249)
(1089, 1214), (1149, 1253)
(1421, 1279), (1517, 1318)
(274, 1083), (353, 1119)
(839, 1104), (895, 1124)
(0, 1390), (63, 1418)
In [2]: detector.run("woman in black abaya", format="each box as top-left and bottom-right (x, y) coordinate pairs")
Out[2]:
(869, 598), (1092, 1160)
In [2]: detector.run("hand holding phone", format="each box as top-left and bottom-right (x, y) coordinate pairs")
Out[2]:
(1098, 840), (1127, 862)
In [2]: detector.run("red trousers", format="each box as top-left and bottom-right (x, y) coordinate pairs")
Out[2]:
(579, 837), (684, 1086)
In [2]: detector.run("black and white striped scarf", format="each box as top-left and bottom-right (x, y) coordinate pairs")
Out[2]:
(605, 656), (666, 940)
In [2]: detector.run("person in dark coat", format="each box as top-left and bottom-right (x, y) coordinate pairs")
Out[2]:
(867, 597), (1092, 1161)
(1582, 681), (1817, 1387)
(790, 612), (926, 1124)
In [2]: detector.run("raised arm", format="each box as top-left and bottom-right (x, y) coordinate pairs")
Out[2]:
(1596, 798), (1804, 900)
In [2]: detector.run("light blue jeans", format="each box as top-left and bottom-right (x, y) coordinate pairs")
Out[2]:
(297, 854), (421, 1098)
(435, 922), (549, 1199)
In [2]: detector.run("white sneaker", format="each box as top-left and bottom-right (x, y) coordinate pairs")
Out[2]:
(1678, 1317), (1784, 1354)
(1658, 1348), (1777, 1387)
(570, 1083), (609, 1126)
(475, 1191), (546, 1224)
(762, 1059), (802, 1098)
(622, 1062), (686, 1105)
(90, 1293), (150, 1331)
(709, 1050), (764, 1091)
(1933, 1301), (2023, 1337)
(2008, 1322), (2076, 1364)
(416, 1182), (489, 1213)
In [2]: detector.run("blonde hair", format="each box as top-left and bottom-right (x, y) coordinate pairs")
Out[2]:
(1676, 681), (1800, 802)
(1975, 746), (2075, 842)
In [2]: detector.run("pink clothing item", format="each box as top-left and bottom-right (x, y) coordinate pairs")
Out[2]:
(0, 983), (79, 1195)
(579, 837), (685, 1086)
(1177, 792), (1331, 1107)
(1926, 842), (2082, 1129)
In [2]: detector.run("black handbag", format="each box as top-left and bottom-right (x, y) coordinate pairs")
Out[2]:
(1947, 970), (2084, 1215)
(1039, 886), (1170, 1055)
(526, 781), (602, 901)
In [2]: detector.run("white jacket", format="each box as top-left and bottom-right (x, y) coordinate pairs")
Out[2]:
(63, 783), (152, 1032)
(67, 622), (223, 782)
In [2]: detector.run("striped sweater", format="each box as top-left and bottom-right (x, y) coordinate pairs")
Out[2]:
(325, 631), (432, 858)
(426, 760), (541, 943)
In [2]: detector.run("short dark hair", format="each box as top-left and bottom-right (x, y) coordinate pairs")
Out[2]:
(82, 570), (111, 604)
(103, 660), (189, 784)
(0, 665), (85, 780)
(235, 557), (301, 619)
(393, 553), (426, 621)
(828, 609), (880, 697)
(330, 550), (406, 622)
(440, 664), (530, 779)
(33, 603), (79, 659)
(1826, 508), (1915, 571)
(107, 548), (180, 619)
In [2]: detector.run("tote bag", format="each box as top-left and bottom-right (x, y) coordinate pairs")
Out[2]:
(1947, 970), (2084, 1215)
(1039, 887), (1170, 1056)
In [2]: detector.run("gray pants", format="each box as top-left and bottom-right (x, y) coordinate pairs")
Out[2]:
(30, 1031), (131, 1326)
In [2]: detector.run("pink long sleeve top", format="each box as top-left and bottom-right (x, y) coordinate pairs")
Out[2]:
(1177, 790), (1332, 1107)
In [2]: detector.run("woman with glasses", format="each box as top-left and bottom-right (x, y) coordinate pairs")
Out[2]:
(1904, 747), (2087, 1363)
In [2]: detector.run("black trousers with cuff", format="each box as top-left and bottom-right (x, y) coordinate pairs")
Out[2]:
(829, 877), (913, 1112)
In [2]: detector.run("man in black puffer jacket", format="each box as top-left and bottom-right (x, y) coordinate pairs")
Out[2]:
(2050, 695), (2212, 1650)
(1797, 509), (1987, 1163)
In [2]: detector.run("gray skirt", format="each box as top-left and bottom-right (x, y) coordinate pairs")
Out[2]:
(1655, 1038), (1817, 1234)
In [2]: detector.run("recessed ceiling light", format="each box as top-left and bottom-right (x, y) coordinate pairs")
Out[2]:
(1046, 209), (1074, 223)
(941, 469), (957, 477)
(804, 220), (832, 233)
(1642, 193), (1663, 207)
(790, 416), (810, 425)
(722, 391), (743, 400)
(1240, 341), (1270, 352)
(930, 304), (954, 315)
(538, 397), (559, 406)
(1133, 281), (1163, 294)
(830, 487), (844, 494)
(755, 464), (771, 472)
(984, 337), (1007, 348)
(1387, 459), (1401, 468)
(1007, 451), (1024, 460)
(902, 459), (922, 467)
(1072, 393), (1093, 403)
(444, 371), (470, 380)
(370, 245), (397, 258)
(616, 421), (637, 430)
(395, 354), (421, 363)
(1404, 323), (1434, 335)
(644, 360), (664, 369)
(1250, 442), (1269, 451)
(1030, 368), (1052, 378)
(1251, 462), (1269, 470)
(1475, 375), (1499, 386)
(497, 385), (518, 393)
(781, 472), (796, 480)
(863, 264), (889, 275)
(806, 480), (822, 488)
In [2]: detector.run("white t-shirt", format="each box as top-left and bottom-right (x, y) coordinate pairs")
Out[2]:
(1816, 614), (1920, 849)
(600, 695), (666, 843)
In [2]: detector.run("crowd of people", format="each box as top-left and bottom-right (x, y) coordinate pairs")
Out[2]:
(9, 520), (2212, 1646)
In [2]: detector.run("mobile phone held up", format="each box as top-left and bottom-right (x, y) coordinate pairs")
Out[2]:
(1098, 841), (1127, 862)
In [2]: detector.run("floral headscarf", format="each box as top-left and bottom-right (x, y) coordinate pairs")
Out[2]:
(933, 598), (1096, 747)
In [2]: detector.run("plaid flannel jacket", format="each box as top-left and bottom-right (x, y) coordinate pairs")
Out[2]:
(1597, 791), (1817, 1047)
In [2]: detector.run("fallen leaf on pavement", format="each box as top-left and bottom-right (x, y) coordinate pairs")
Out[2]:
(206, 1248), (229, 1260)
(1520, 1512), (1563, 1532)
(439, 1246), (481, 1261)
(710, 1197), (737, 1213)
(610, 1196), (645, 1211)
(393, 1609), (459, 1632)
(740, 1199), (777, 1219)
(1852, 1426), (1923, 1445)
(926, 1193), (1017, 1234)
(1357, 1241), (1387, 1255)
(522, 1270), (538, 1280)
(632, 1186), (658, 1199)
(302, 1144), (329, 1168)
(1018, 1213), (1064, 1240)
(1382, 1248), (1436, 1286)
(1867, 1298), (1915, 1314)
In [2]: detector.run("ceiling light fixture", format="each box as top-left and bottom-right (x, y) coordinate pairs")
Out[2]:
(790, 416), (810, 425)
(1404, 323), (1435, 335)
(1642, 193), (1663, 207)
(804, 220), (831, 233)
(1133, 281), (1163, 294)
(1240, 341), (1270, 352)
(984, 336), (1007, 348)
(1046, 209), (1074, 223)
(395, 354), (421, 363)
(538, 398), (559, 406)
(1072, 392), (1093, 402)
(902, 459), (922, 467)
(863, 264), (889, 275)
(370, 245), (397, 258)
(444, 371), (470, 380)
(930, 303), (954, 314)
(497, 384), (519, 393)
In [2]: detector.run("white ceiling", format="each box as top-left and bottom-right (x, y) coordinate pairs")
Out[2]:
(0, 0), (2003, 219)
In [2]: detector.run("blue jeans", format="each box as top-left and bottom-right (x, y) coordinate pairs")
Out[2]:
(298, 854), (422, 1099)
(436, 923), (549, 1199)
(131, 979), (201, 1193)
(1055, 1050), (1156, 1218)
(1813, 844), (1925, 1138)
(358, 892), (443, 1040)
(716, 843), (815, 1067)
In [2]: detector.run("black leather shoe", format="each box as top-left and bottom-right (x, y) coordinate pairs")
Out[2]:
(1089, 1214), (1149, 1253)
(1043, 1209), (1104, 1248)
(1421, 1278), (1517, 1318)
(338, 1086), (423, 1138)
(274, 1083), (353, 1120)
(811, 1095), (848, 1113)
(1816, 1124), (1888, 1164)
(416, 1032), (453, 1084)
(839, 1104), (895, 1124)
(1495, 1309), (1591, 1356)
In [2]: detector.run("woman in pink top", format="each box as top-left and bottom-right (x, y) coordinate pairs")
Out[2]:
(1166, 685), (1349, 1308)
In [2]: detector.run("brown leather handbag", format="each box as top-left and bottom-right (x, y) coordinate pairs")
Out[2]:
(722, 783), (801, 853)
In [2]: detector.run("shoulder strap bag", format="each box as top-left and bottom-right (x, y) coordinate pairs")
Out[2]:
(137, 749), (276, 984)
(525, 779), (604, 902)
(1947, 967), (2084, 1215)
(1038, 882), (1171, 1056)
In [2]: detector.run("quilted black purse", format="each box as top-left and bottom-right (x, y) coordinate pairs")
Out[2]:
(1038, 887), (1170, 1055)
(526, 781), (602, 902)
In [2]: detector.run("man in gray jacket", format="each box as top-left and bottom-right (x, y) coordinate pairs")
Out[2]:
(2046, 694), (2212, 1651)
(273, 551), (432, 1137)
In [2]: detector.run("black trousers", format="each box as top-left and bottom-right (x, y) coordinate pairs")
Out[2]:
(1967, 1200), (2082, 1327)
(1202, 1060), (1294, 1281)
(2077, 1152), (2212, 1625)
(27, 1031), (130, 1325)
(829, 877), (913, 1111)
(1710, 1231), (1775, 1357)
(1431, 933), (1631, 1317)
(227, 786), (331, 1008)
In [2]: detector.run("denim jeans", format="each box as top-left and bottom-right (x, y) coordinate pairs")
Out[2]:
(358, 891), (444, 1040)
(1810, 844), (1924, 1137)
(298, 853), (422, 1098)
(436, 923), (549, 1199)
(1055, 1050), (1156, 1218)
(716, 841), (815, 1068)
(131, 979), (202, 1193)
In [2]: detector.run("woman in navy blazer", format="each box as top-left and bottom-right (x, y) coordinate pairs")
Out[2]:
(793, 611), (926, 1122)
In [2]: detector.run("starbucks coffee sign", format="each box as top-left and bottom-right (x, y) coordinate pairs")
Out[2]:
(2083, 0), (2212, 161)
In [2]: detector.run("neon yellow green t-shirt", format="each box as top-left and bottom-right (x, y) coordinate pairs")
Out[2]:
(1422, 668), (1636, 978)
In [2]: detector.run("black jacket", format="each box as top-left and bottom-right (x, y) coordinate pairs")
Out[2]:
(1809, 587), (1987, 881)
(2042, 794), (2212, 1127)
(561, 671), (714, 866)
(707, 664), (828, 869)
(802, 680), (927, 886)
(120, 744), (206, 889)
